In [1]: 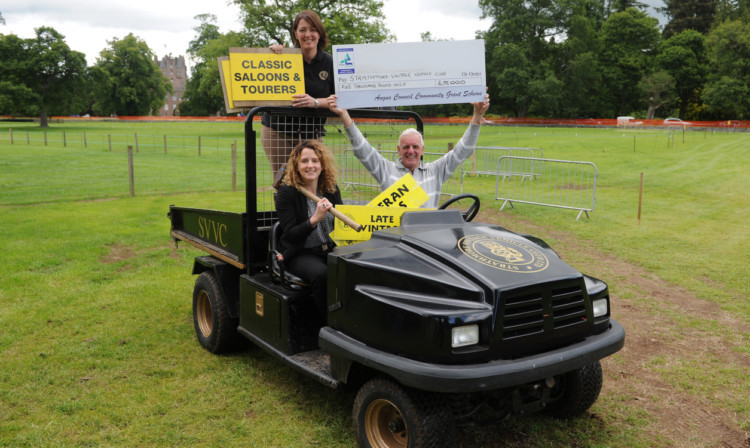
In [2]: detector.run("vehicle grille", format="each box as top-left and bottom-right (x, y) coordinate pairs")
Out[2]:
(500, 281), (588, 340)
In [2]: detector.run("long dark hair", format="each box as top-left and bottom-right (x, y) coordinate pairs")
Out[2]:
(291, 10), (328, 51)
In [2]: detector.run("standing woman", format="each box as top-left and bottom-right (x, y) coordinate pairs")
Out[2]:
(263, 10), (335, 187)
(275, 140), (342, 322)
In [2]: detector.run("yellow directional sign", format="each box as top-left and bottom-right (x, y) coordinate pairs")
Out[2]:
(332, 205), (425, 243)
(331, 173), (432, 246)
(218, 57), (241, 113)
(367, 173), (429, 208)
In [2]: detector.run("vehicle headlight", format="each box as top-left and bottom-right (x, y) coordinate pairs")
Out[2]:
(452, 324), (479, 348)
(592, 298), (608, 318)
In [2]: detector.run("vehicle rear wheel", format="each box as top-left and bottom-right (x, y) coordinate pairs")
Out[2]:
(353, 378), (454, 448)
(193, 271), (238, 354)
(544, 361), (603, 418)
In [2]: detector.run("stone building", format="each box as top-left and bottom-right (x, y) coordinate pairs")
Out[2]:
(154, 55), (187, 116)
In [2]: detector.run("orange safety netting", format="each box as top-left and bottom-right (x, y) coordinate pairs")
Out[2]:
(3, 115), (748, 128)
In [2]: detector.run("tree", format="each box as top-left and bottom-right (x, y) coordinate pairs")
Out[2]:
(702, 20), (750, 118)
(0, 33), (31, 115)
(598, 8), (661, 116)
(714, 0), (750, 24)
(90, 33), (171, 116)
(557, 1), (608, 118)
(479, 0), (570, 117)
(608, 0), (647, 13)
(1, 11), (5, 25)
(231, 0), (393, 49)
(179, 15), (245, 116)
(660, 0), (717, 38)
(0, 27), (88, 126)
(491, 44), (533, 117)
(639, 70), (676, 118)
(529, 73), (564, 116)
(655, 30), (707, 118)
(30, 27), (89, 126)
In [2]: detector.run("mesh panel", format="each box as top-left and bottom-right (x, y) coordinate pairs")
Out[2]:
(249, 108), (426, 224)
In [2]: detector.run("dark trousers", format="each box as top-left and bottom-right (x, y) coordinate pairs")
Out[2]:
(287, 252), (328, 321)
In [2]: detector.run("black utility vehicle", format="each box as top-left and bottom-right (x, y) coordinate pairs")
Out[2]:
(168, 108), (624, 448)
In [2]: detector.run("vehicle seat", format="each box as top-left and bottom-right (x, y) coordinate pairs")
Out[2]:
(269, 222), (310, 290)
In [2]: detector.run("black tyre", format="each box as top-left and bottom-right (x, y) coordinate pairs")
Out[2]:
(353, 378), (454, 448)
(192, 271), (238, 354)
(544, 361), (603, 418)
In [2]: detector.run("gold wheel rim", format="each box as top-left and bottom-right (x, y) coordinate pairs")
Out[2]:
(364, 398), (408, 448)
(196, 290), (213, 337)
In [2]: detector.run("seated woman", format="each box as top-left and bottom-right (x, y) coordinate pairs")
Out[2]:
(275, 140), (342, 322)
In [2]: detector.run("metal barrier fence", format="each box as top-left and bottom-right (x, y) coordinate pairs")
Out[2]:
(495, 156), (597, 220)
(464, 146), (544, 177)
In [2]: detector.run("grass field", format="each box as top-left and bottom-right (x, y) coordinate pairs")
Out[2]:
(1, 120), (748, 447)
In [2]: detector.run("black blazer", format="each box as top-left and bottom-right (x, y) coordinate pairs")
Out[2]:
(275, 184), (343, 260)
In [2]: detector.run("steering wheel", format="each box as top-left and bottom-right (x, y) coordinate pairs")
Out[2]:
(438, 194), (480, 222)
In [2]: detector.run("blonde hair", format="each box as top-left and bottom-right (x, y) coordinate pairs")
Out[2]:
(283, 140), (338, 193)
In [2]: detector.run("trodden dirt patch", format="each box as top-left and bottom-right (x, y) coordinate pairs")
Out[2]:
(475, 209), (749, 448)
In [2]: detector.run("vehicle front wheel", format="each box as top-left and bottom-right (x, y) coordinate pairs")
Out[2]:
(193, 271), (238, 354)
(353, 378), (454, 448)
(544, 361), (603, 418)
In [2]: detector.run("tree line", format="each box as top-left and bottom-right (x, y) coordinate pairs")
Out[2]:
(0, 27), (171, 127)
(2, 0), (749, 126)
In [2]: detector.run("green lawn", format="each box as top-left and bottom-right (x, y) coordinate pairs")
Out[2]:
(1, 120), (747, 447)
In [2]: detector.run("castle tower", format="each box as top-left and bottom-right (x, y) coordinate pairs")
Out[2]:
(155, 55), (187, 116)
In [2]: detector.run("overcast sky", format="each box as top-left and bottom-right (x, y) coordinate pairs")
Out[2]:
(1, 0), (665, 71)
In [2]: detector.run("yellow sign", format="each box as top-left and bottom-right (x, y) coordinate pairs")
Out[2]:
(367, 173), (430, 208)
(331, 174), (432, 246)
(228, 49), (305, 105)
(332, 205), (425, 243)
(217, 57), (241, 113)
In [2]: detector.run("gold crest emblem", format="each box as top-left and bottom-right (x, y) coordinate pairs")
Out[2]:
(458, 234), (550, 273)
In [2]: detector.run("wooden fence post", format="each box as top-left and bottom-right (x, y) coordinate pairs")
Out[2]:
(26, 130), (30, 145)
(83, 131), (87, 148)
(134, 133), (139, 153)
(232, 141), (237, 191)
(638, 172), (644, 226)
(9, 128), (12, 144)
(108, 134), (112, 152)
(44, 130), (47, 146)
(163, 135), (167, 154)
(198, 136), (201, 156)
(63, 131), (67, 147)
(128, 146), (135, 197)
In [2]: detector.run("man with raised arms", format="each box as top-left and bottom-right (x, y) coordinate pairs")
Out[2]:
(328, 93), (490, 208)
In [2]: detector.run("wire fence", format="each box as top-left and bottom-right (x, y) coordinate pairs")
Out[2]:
(2, 113), (467, 208)
(1, 128), (245, 205)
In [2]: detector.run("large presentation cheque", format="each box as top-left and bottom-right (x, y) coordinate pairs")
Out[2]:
(333, 40), (485, 109)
